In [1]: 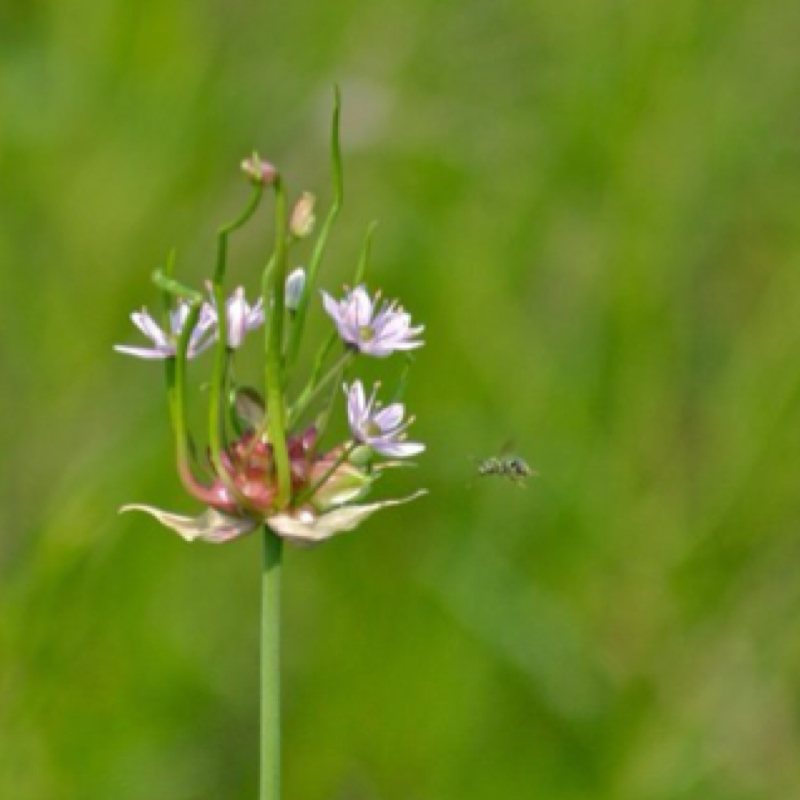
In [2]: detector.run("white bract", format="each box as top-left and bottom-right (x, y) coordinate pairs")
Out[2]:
(114, 303), (217, 360)
(345, 380), (424, 458)
(121, 490), (427, 546)
(321, 285), (424, 357)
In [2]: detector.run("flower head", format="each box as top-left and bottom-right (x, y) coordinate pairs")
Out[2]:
(224, 287), (265, 349)
(321, 285), (424, 357)
(114, 302), (217, 360)
(345, 380), (424, 458)
(121, 423), (426, 545)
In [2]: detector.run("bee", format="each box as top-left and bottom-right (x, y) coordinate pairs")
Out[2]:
(473, 442), (536, 487)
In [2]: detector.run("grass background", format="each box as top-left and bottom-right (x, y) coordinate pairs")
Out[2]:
(3, 0), (800, 798)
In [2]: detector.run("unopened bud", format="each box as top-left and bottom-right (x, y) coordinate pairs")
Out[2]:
(285, 268), (306, 312)
(348, 445), (374, 469)
(241, 152), (277, 186)
(289, 192), (316, 238)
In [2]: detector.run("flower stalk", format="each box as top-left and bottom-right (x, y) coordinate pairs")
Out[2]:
(261, 527), (282, 800)
(209, 185), (264, 487)
(265, 175), (292, 510)
(116, 91), (428, 800)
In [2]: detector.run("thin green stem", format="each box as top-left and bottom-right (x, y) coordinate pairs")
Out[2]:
(260, 528), (282, 800)
(285, 87), (343, 369)
(160, 251), (179, 433)
(352, 220), (378, 287)
(173, 301), (203, 488)
(264, 176), (291, 508)
(288, 350), (354, 428)
(209, 185), (264, 477)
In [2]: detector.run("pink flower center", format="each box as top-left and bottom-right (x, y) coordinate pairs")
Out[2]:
(358, 325), (375, 342)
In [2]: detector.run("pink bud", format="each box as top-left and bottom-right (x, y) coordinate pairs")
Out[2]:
(241, 152), (277, 186)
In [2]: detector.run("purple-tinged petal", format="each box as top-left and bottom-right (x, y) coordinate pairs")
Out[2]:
(131, 310), (168, 345)
(350, 287), (374, 327)
(345, 382), (366, 430)
(372, 441), (425, 458)
(227, 287), (247, 348)
(113, 344), (173, 360)
(378, 338), (424, 352)
(121, 504), (258, 543)
(321, 290), (341, 321)
(373, 403), (405, 431)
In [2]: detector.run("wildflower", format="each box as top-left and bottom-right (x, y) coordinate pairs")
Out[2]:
(345, 380), (424, 457)
(289, 192), (316, 239)
(321, 285), (424, 357)
(114, 302), (217, 360)
(285, 268), (306, 312)
(224, 287), (265, 349)
(241, 152), (277, 186)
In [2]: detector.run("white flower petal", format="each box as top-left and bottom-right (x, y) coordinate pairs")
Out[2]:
(121, 504), (258, 543)
(113, 344), (172, 359)
(373, 441), (425, 458)
(267, 491), (428, 545)
(345, 381), (366, 430)
(131, 310), (168, 345)
(350, 286), (373, 327)
(321, 290), (341, 320)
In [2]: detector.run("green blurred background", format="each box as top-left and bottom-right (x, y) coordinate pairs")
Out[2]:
(3, 0), (800, 798)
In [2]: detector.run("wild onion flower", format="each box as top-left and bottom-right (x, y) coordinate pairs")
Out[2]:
(345, 380), (424, 457)
(321, 285), (424, 357)
(118, 92), (428, 800)
(223, 286), (265, 349)
(114, 302), (217, 360)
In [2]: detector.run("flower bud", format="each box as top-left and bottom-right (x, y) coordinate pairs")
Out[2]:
(285, 268), (306, 312)
(289, 192), (316, 238)
(348, 444), (374, 468)
(241, 152), (277, 186)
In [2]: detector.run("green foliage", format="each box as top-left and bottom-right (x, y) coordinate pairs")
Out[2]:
(3, 0), (800, 797)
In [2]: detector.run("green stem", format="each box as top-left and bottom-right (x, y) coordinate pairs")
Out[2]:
(285, 87), (343, 369)
(260, 528), (282, 800)
(265, 176), (292, 509)
(173, 301), (204, 489)
(209, 185), (264, 477)
(288, 350), (354, 427)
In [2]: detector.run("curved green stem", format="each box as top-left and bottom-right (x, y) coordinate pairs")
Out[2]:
(209, 185), (264, 479)
(288, 350), (354, 428)
(285, 87), (343, 369)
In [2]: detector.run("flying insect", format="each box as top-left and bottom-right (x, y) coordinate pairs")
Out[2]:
(473, 442), (536, 487)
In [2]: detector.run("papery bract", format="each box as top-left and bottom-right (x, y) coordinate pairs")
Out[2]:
(267, 491), (428, 546)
